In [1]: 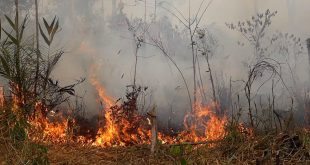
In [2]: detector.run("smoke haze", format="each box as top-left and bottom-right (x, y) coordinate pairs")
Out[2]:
(1, 0), (310, 126)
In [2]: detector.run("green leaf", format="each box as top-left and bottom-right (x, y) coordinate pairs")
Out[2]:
(50, 19), (59, 43)
(50, 16), (57, 32)
(19, 16), (28, 41)
(0, 19), (1, 40)
(157, 140), (163, 145)
(43, 17), (52, 35)
(0, 56), (10, 77)
(39, 24), (50, 46)
(2, 29), (18, 45)
(43, 17), (56, 35)
(11, 121), (27, 141)
(4, 15), (16, 31)
(181, 158), (187, 165)
(1, 47), (11, 59)
(170, 146), (181, 156)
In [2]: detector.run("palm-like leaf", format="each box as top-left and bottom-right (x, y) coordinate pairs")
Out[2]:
(4, 15), (16, 31)
(2, 29), (18, 45)
(39, 24), (50, 46)
(19, 16), (28, 41)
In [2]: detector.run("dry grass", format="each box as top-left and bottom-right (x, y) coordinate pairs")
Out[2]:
(46, 133), (310, 165)
(48, 144), (174, 165)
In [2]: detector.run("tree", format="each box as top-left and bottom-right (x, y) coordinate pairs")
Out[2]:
(227, 9), (293, 128)
(156, 0), (213, 112)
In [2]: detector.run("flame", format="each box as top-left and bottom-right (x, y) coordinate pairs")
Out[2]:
(24, 63), (250, 147)
(10, 82), (25, 115)
(29, 117), (68, 143)
(28, 102), (69, 143)
(90, 78), (119, 146)
(0, 86), (5, 107)
(180, 102), (228, 143)
(90, 77), (154, 147)
(90, 72), (228, 146)
(5, 42), (246, 147)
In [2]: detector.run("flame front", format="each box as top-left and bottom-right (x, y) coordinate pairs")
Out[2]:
(26, 72), (246, 147)
(90, 78), (119, 146)
(90, 74), (228, 146)
(90, 73), (154, 147)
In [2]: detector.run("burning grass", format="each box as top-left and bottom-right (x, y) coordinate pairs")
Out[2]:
(3, 75), (309, 164)
(2, 91), (310, 164)
(0, 2), (309, 164)
(26, 80), (230, 147)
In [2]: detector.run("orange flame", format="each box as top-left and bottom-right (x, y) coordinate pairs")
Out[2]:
(91, 74), (228, 146)
(180, 102), (228, 143)
(29, 102), (69, 143)
(25, 61), (248, 147)
(90, 78), (119, 146)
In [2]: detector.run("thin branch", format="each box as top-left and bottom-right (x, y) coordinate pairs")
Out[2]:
(192, 0), (213, 36)
(159, 5), (188, 28)
(160, 1), (189, 24)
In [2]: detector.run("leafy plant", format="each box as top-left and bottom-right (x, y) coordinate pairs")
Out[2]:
(0, 103), (49, 164)
(170, 145), (182, 156)
(39, 17), (59, 46)
(226, 9), (291, 129)
(226, 9), (277, 61)
(0, 1), (83, 164)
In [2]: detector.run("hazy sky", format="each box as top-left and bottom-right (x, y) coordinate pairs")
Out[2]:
(97, 0), (309, 37)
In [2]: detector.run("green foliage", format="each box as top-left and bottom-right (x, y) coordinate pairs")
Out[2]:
(169, 145), (189, 165)
(4, 15), (16, 31)
(157, 139), (163, 145)
(39, 16), (59, 46)
(0, 13), (83, 119)
(27, 143), (49, 165)
(11, 119), (28, 141)
(0, 105), (49, 165)
(170, 146), (182, 156)
(0, 14), (36, 115)
(226, 9), (278, 62)
(0, 19), (1, 39)
(225, 124), (245, 143)
(0, 5), (79, 165)
(180, 157), (187, 165)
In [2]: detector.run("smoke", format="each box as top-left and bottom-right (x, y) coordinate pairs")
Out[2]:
(1, 0), (310, 126)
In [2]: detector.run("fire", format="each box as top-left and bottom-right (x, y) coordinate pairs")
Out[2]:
(90, 75), (152, 147)
(28, 102), (69, 143)
(181, 102), (228, 143)
(24, 65), (248, 147)
(29, 117), (68, 143)
(90, 72), (228, 146)
(3, 48), (243, 147)
(90, 78), (118, 146)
